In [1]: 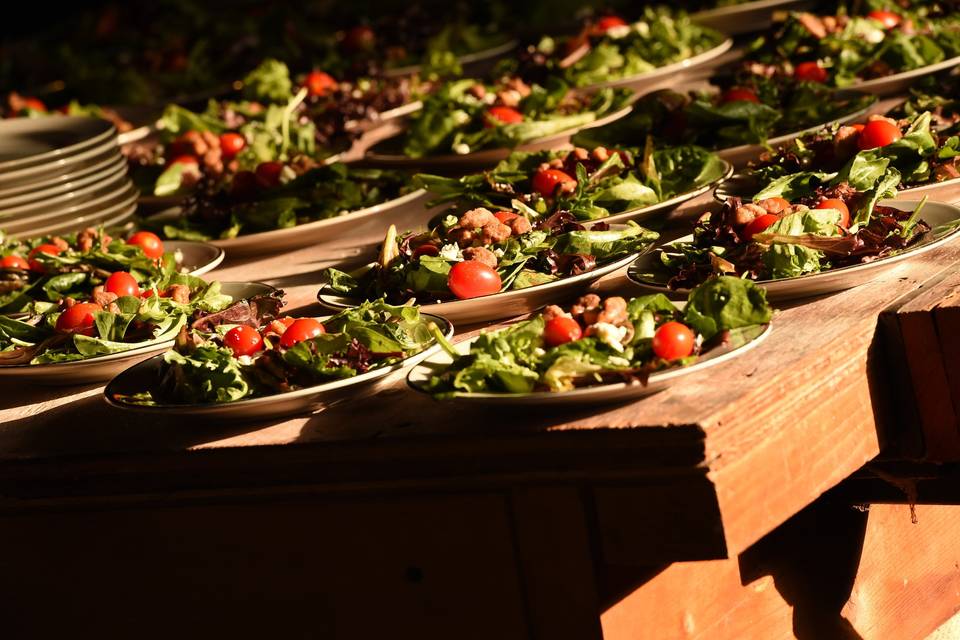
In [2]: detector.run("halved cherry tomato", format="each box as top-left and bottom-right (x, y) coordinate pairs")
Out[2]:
(224, 325), (264, 357)
(126, 231), (165, 260)
(56, 302), (101, 336)
(280, 318), (326, 348)
(305, 70), (338, 97)
(794, 61), (828, 83)
(720, 88), (760, 104)
(342, 25), (375, 52)
(218, 132), (246, 159)
(493, 211), (520, 224)
(255, 161), (285, 188)
(167, 154), (199, 168)
(0, 255), (29, 270)
(743, 214), (780, 241)
(761, 197), (791, 214)
(266, 316), (296, 336)
(868, 10), (901, 29)
(857, 120), (902, 150)
(815, 198), (851, 228)
(28, 244), (62, 272)
(543, 316), (583, 347)
(447, 261), (502, 299)
(104, 271), (140, 298)
(412, 243), (440, 259)
(22, 97), (46, 112)
(596, 16), (628, 32)
(532, 169), (577, 198)
(652, 321), (696, 360)
(485, 106), (524, 127)
(231, 170), (259, 199)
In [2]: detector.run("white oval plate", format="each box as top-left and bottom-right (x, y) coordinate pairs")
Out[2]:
(0, 116), (116, 172)
(364, 105), (634, 171)
(383, 40), (518, 78)
(146, 188), (430, 257)
(318, 238), (654, 325)
(103, 313), (454, 421)
(692, 0), (813, 35)
(14, 187), (139, 239)
(853, 55), (960, 97)
(717, 173), (960, 204)
(0, 150), (124, 202)
(582, 39), (734, 92)
(0, 162), (128, 219)
(0, 282), (272, 385)
(0, 136), (121, 189)
(627, 199), (960, 301)
(407, 322), (770, 406)
(2, 179), (136, 234)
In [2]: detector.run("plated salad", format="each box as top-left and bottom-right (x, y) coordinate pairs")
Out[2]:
(414, 142), (727, 222)
(572, 78), (875, 152)
(378, 76), (631, 158)
(323, 210), (658, 305)
(742, 9), (960, 87)
(113, 298), (441, 405)
(421, 276), (771, 395)
(505, 8), (726, 88)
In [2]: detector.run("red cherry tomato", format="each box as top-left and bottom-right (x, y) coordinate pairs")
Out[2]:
(0, 255), (29, 270)
(596, 16), (628, 32)
(342, 25), (375, 52)
(104, 271), (140, 298)
(280, 318), (326, 348)
(224, 325), (265, 357)
(22, 97), (46, 112)
(447, 261), (502, 299)
(652, 322), (696, 360)
(815, 198), (851, 228)
(794, 61), (828, 83)
(857, 120), (903, 150)
(255, 161), (285, 188)
(56, 302), (101, 336)
(543, 316), (583, 347)
(412, 243), (440, 259)
(743, 213), (780, 241)
(305, 70), (338, 97)
(485, 106), (524, 127)
(720, 88), (760, 104)
(126, 231), (165, 260)
(868, 10), (901, 28)
(218, 132), (246, 159)
(493, 211), (519, 223)
(762, 196), (791, 214)
(231, 170), (259, 199)
(28, 244), (62, 272)
(532, 169), (577, 198)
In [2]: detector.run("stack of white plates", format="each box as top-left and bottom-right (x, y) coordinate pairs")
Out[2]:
(0, 116), (137, 238)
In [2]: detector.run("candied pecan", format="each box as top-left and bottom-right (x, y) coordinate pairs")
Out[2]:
(91, 287), (119, 308)
(76, 228), (98, 253)
(506, 216), (532, 235)
(496, 90), (522, 107)
(596, 297), (628, 326)
(503, 78), (532, 98)
(797, 12), (827, 38)
(446, 227), (475, 247)
(167, 284), (191, 304)
(572, 147), (590, 161)
(571, 294), (601, 317)
(458, 207), (497, 229)
(462, 246), (498, 268)
(468, 84), (487, 100)
(590, 147), (610, 162)
(733, 203), (767, 227)
(834, 125), (862, 159)
(758, 198), (789, 215)
(541, 305), (569, 322)
(478, 220), (512, 244)
(50, 237), (69, 252)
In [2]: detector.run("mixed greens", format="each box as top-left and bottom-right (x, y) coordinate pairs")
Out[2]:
(423, 276), (771, 395)
(115, 298), (440, 405)
(414, 142), (727, 221)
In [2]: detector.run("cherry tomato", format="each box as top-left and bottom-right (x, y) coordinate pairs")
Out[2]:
(815, 198), (851, 228)
(596, 16), (628, 32)
(342, 25), (375, 52)
(0, 255), (29, 270)
(761, 197), (791, 214)
(493, 211), (519, 223)
(218, 132), (246, 159)
(224, 325), (264, 357)
(412, 244), (440, 259)
(857, 120), (902, 150)
(794, 61), (828, 83)
(167, 154), (199, 168)
(266, 316), (295, 336)
(28, 244), (62, 272)
(652, 321), (696, 360)
(305, 70), (338, 97)
(56, 302), (101, 336)
(447, 261), (502, 299)
(104, 271), (140, 298)
(280, 318), (326, 348)
(720, 88), (760, 104)
(231, 170), (259, 199)
(743, 213), (780, 241)
(532, 169), (577, 198)
(485, 106), (524, 127)
(22, 97), (46, 112)
(868, 10), (901, 29)
(543, 316), (583, 347)
(255, 161), (285, 188)
(126, 231), (165, 260)
(851, 123), (865, 132)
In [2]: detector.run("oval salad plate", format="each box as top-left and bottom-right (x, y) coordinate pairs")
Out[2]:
(584, 39), (734, 92)
(147, 188), (430, 257)
(103, 313), (454, 421)
(627, 199), (960, 301)
(383, 40), (518, 78)
(716, 172), (960, 204)
(0, 282), (272, 386)
(363, 105), (634, 171)
(407, 322), (770, 406)
(853, 55), (960, 97)
(691, 0), (813, 36)
(318, 248), (650, 326)
(0, 116), (116, 172)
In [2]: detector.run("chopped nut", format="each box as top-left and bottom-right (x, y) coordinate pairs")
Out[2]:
(167, 284), (191, 304)
(462, 246), (498, 268)
(478, 220), (512, 244)
(590, 147), (610, 162)
(91, 287), (118, 308)
(733, 203), (768, 227)
(758, 198), (789, 215)
(572, 147), (590, 161)
(458, 207), (497, 229)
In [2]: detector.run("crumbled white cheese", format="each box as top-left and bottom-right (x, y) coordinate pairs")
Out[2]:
(533, 347), (546, 357)
(493, 247), (505, 258)
(439, 243), (462, 261)
(607, 25), (631, 39)
(279, 165), (297, 184)
(453, 143), (471, 155)
(635, 21), (650, 37)
(452, 110), (471, 125)
(608, 356), (631, 368)
(592, 322), (628, 352)
(482, 93), (497, 105)
(237, 355), (255, 366)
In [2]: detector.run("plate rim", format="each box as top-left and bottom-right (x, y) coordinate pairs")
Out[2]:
(0, 116), (117, 173)
(581, 38), (734, 92)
